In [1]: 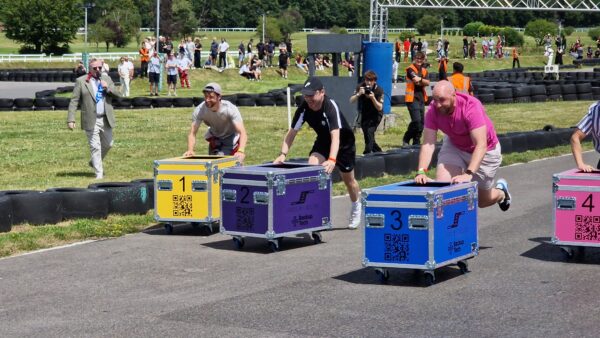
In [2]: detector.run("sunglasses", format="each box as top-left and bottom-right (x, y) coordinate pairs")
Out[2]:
(92, 66), (103, 70)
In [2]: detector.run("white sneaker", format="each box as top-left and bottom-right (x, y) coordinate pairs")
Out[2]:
(95, 173), (103, 180)
(348, 201), (362, 229)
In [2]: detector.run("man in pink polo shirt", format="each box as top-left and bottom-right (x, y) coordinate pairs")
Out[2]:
(414, 81), (511, 211)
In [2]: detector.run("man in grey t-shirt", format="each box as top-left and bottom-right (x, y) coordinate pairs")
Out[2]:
(184, 82), (248, 163)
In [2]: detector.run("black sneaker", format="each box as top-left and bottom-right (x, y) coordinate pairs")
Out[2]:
(496, 178), (511, 211)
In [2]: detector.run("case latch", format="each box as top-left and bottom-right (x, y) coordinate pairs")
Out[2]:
(435, 195), (444, 219)
(467, 187), (476, 210)
(318, 170), (329, 190)
(275, 175), (286, 195)
(212, 166), (220, 183)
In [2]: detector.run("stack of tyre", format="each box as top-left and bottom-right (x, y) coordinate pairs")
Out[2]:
(0, 179), (154, 233)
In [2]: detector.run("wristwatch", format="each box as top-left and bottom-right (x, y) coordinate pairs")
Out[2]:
(465, 169), (474, 175)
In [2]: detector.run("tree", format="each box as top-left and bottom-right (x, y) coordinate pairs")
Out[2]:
(463, 22), (485, 37)
(524, 19), (558, 46)
(588, 27), (600, 41)
(278, 7), (304, 37)
(172, 0), (196, 37)
(1, 0), (79, 54)
(94, 0), (141, 50)
(258, 16), (283, 43)
(414, 15), (441, 36)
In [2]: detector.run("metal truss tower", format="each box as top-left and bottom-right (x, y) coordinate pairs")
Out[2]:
(369, 0), (600, 41)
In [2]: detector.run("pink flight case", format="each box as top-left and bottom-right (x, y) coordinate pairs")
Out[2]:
(553, 168), (600, 258)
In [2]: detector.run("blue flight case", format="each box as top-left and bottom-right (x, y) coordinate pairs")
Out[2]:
(362, 181), (479, 285)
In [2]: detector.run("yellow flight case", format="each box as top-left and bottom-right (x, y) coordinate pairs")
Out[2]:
(154, 155), (240, 234)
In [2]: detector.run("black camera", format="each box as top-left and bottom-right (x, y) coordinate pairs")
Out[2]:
(363, 86), (372, 95)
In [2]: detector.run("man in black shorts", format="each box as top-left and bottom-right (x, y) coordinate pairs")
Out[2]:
(277, 46), (289, 79)
(274, 77), (362, 229)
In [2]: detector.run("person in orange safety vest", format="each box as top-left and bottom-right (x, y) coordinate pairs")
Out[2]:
(448, 62), (474, 96)
(403, 51), (430, 147)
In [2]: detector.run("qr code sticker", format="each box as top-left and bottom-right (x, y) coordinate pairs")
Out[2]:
(173, 195), (192, 217)
(236, 207), (254, 230)
(384, 233), (409, 262)
(575, 215), (600, 241)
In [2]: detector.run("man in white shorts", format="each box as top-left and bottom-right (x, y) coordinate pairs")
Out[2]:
(414, 81), (511, 211)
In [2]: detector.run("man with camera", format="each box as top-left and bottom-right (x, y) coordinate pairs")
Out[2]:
(351, 70), (384, 154)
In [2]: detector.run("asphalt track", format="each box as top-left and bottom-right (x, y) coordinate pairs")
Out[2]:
(1, 82), (73, 99)
(1, 151), (599, 337)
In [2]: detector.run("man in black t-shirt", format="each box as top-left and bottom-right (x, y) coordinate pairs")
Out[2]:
(350, 70), (384, 154)
(274, 77), (362, 229)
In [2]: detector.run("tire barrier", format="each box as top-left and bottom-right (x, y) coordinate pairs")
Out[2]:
(391, 95), (405, 106)
(132, 97), (152, 109)
(476, 93), (494, 104)
(0, 98), (14, 111)
(562, 94), (579, 101)
(34, 98), (54, 111)
(35, 89), (57, 98)
(506, 132), (529, 153)
(87, 182), (150, 215)
(172, 97), (194, 108)
(0, 190), (63, 226)
(13, 98), (34, 111)
(130, 178), (155, 211)
(46, 188), (109, 220)
(354, 155), (386, 180)
(0, 196), (12, 233)
(192, 96), (204, 106)
(237, 97), (256, 106)
(222, 94), (238, 105)
(256, 96), (276, 106)
(53, 97), (70, 110)
(152, 97), (173, 108)
(113, 97), (132, 109)
(497, 135), (513, 154)
(381, 150), (413, 175)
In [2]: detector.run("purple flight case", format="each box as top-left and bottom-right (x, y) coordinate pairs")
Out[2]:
(220, 163), (332, 247)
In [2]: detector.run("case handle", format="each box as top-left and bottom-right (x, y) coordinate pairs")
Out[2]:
(157, 180), (172, 191)
(556, 197), (576, 210)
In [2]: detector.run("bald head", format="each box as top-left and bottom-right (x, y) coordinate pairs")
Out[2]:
(432, 80), (455, 98)
(432, 80), (456, 115)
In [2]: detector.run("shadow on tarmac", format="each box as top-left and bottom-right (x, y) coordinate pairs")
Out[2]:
(334, 265), (467, 288)
(521, 237), (600, 264)
(201, 235), (319, 254)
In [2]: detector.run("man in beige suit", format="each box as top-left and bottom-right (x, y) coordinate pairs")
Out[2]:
(67, 58), (120, 179)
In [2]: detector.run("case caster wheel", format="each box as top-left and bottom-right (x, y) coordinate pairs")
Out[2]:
(375, 268), (389, 283)
(268, 239), (280, 252)
(312, 232), (322, 244)
(457, 260), (469, 274)
(560, 246), (574, 260)
(164, 223), (174, 235)
(199, 225), (212, 236)
(232, 237), (245, 250)
(424, 272), (435, 286)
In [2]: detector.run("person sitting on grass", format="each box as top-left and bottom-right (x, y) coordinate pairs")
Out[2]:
(239, 62), (255, 80)
(295, 53), (309, 73)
